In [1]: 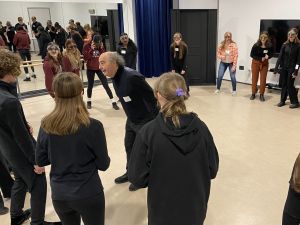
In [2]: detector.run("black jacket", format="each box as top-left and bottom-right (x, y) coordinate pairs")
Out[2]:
(112, 66), (158, 124)
(170, 44), (188, 72)
(31, 21), (42, 34)
(0, 80), (36, 190)
(250, 44), (273, 61)
(275, 42), (300, 73)
(128, 113), (219, 225)
(38, 31), (51, 59)
(36, 118), (110, 201)
(6, 26), (15, 43)
(117, 40), (138, 69)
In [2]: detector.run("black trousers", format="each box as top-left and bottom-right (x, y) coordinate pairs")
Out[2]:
(280, 69), (299, 104)
(7, 41), (16, 52)
(0, 158), (13, 198)
(53, 192), (105, 225)
(18, 49), (35, 74)
(282, 211), (300, 225)
(124, 119), (146, 170)
(10, 169), (47, 225)
(174, 67), (190, 93)
(86, 70), (113, 99)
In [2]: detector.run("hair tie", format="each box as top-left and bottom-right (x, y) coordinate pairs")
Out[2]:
(176, 88), (185, 97)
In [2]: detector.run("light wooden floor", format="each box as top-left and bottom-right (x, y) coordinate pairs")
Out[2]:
(1, 80), (299, 225)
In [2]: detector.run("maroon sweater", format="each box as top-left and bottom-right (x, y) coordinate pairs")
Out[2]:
(83, 42), (105, 70)
(13, 30), (30, 50)
(43, 56), (62, 97)
(62, 56), (80, 76)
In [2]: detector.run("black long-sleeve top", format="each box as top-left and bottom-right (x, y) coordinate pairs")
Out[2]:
(117, 40), (138, 70)
(112, 66), (158, 124)
(275, 42), (300, 72)
(250, 44), (273, 61)
(36, 118), (110, 201)
(170, 44), (188, 72)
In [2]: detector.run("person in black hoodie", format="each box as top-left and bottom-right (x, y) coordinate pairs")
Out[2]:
(37, 26), (51, 59)
(274, 28), (300, 109)
(117, 33), (137, 69)
(36, 72), (110, 225)
(0, 50), (59, 225)
(99, 51), (158, 191)
(128, 72), (219, 225)
(5, 21), (16, 52)
(54, 23), (67, 52)
(170, 32), (189, 95)
(282, 153), (300, 225)
(250, 31), (273, 101)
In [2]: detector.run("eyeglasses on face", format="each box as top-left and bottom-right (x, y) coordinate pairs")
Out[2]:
(67, 45), (77, 49)
(49, 47), (59, 51)
(121, 36), (128, 40)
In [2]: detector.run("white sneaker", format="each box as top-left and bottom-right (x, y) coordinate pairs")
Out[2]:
(231, 91), (237, 96)
(214, 89), (220, 94)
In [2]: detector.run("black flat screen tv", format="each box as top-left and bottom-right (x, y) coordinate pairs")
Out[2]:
(260, 19), (300, 56)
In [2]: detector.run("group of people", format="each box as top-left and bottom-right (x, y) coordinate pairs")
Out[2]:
(215, 28), (300, 109)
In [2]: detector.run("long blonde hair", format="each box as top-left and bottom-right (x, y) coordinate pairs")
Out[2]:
(284, 28), (300, 44)
(292, 153), (300, 193)
(154, 72), (189, 128)
(41, 72), (90, 135)
(63, 39), (81, 70)
(220, 32), (236, 50)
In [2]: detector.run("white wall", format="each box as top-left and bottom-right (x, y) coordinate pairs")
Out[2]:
(179, 0), (217, 9)
(219, 0), (300, 84)
(0, 1), (118, 32)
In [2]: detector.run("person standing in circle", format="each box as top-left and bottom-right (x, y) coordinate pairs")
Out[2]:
(62, 40), (81, 76)
(250, 31), (273, 101)
(215, 32), (238, 95)
(117, 33), (138, 70)
(170, 32), (189, 96)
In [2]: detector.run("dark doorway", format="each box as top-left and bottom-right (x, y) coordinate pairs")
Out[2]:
(171, 10), (217, 85)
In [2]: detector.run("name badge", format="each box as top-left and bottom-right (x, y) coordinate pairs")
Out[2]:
(175, 48), (179, 52)
(296, 64), (299, 70)
(225, 50), (230, 54)
(121, 50), (126, 54)
(263, 50), (268, 54)
(123, 96), (131, 102)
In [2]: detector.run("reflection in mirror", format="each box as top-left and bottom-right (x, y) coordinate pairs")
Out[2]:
(0, 1), (122, 97)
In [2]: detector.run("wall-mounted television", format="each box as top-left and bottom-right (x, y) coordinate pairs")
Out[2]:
(260, 20), (300, 56)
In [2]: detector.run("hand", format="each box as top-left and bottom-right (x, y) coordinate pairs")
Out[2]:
(273, 68), (278, 75)
(91, 43), (96, 50)
(292, 74), (297, 78)
(262, 57), (265, 62)
(28, 124), (33, 135)
(171, 70), (175, 73)
(181, 70), (186, 75)
(265, 54), (269, 60)
(34, 165), (45, 174)
(292, 70), (298, 78)
(231, 67), (236, 73)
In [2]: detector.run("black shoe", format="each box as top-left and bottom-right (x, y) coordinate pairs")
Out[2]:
(87, 101), (91, 109)
(129, 183), (139, 192)
(250, 94), (255, 100)
(289, 103), (299, 109)
(11, 209), (31, 225)
(277, 102), (285, 107)
(23, 77), (31, 82)
(0, 206), (9, 215)
(112, 102), (120, 110)
(31, 74), (37, 79)
(259, 94), (265, 102)
(114, 173), (128, 184)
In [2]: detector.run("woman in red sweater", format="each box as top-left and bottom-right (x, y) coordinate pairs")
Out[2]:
(62, 39), (81, 76)
(43, 42), (62, 97)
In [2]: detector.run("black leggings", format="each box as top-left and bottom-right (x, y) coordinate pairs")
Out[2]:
(86, 70), (113, 99)
(53, 193), (105, 225)
(19, 49), (35, 74)
(282, 212), (300, 225)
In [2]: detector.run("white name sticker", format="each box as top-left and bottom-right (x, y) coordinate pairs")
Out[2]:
(123, 96), (132, 102)
(296, 65), (299, 70)
(225, 50), (230, 54)
(263, 50), (268, 53)
(175, 48), (179, 52)
(121, 50), (126, 54)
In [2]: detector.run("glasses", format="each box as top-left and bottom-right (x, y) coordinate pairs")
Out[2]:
(67, 45), (77, 49)
(49, 47), (59, 51)
(121, 36), (128, 40)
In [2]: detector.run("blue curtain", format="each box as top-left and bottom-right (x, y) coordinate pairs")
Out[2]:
(135, 0), (172, 77)
(117, 3), (124, 34)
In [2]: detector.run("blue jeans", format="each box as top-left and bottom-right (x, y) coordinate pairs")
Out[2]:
(216, 62), (236, 91)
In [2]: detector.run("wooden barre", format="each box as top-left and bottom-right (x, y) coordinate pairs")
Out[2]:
(21, 59), (44, 64)
(20, 63), (44, 68)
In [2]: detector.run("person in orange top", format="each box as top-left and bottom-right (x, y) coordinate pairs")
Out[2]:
(215, 32), (238, 95)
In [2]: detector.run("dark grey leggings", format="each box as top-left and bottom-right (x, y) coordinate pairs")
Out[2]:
(53, 192), (105, 225)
